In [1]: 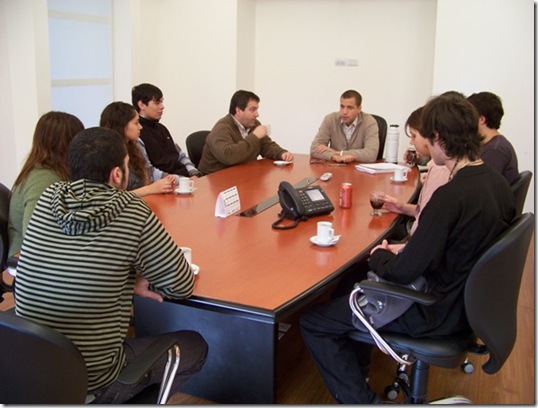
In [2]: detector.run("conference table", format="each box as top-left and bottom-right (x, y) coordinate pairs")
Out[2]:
(133, 154), (420, 403)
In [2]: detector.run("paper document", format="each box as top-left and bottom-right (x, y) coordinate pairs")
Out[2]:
(355, 163), (409, 174)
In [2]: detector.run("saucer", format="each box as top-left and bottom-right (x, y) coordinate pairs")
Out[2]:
(175, 187), (197, 195)
(274, 160), (293, 166)
(390, 177), (407, 183)
(310, 235), (340, 247)
(191, 263), (200, 275)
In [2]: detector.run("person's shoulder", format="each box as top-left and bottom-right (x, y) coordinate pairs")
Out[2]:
(24, 168), (62, 191)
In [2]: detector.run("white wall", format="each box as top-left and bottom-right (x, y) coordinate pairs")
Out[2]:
(254, 0), (437, 157)
(432, 0), (534, 213)
(0, 0), (50, 187)
(1, 0), (534, 213)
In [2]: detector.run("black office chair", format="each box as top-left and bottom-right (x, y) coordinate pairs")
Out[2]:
(511, 170), (532, 216)
(0, 182), (15, 301)
(186, 130), (210, 168)
(371, 114), (387, 161)
(0, 311), (181, 404)
(348, 212), (535, 404)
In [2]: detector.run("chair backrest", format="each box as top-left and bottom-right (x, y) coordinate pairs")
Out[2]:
(510, 170), (532, 216)
(0, 311), (88, 403)
(464, 212), (535, 375)
(371, 114), (387, 161)
(186, 130), (210, 168)
(0, 182), (11, 268)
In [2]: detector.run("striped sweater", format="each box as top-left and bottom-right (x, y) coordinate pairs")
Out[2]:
(15, 179), (194, 392)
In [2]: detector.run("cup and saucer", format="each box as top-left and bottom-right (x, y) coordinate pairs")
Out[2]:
(274, 160), (293, 166)
(390, 176), (407, 183)
(191, 264), (200, 275)
(175, 187), (197, 195)
(310, 235), (340, 247)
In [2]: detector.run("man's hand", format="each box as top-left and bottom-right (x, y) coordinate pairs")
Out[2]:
(331, 153), (354, 163)
(370, 239), (389, 255)
(313, 145), (335, 154)
(252, 125), (269, 139)
(133, 274), (163, 303)
(281, 151), (294, 162)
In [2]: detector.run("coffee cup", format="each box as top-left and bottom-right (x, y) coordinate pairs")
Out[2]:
(317, 221), (335, 244)
(180, 247), (192, 265)
(393, 167), (409, 181)
(177, 177), (194, 193)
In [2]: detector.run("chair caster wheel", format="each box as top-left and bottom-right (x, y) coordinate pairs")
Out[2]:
(461, 362), (474, 374)
(384, 385), (399, 400)
(397, 371), (409, 382)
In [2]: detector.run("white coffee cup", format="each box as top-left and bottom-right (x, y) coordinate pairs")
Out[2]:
(180, 247), (192, 265)
(317, 221), (335, 244)
(177, 177), (194, 193)
(394, 167), (409, 181)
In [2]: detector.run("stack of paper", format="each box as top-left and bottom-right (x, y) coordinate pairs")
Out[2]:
(355, 163), (409, 174)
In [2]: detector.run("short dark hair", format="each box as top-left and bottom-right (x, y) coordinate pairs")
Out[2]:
(467, 91), (504, 130)
(229, 90), (260, 115)
(340, 90), (362, 107)
(68, 127), (127, 183)
(421, 95), (483, 161)
(131, 83), (163, 112)
(405, 106), (423, 137)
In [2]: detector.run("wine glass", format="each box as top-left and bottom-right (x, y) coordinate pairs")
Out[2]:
(370, 191), (385, 216)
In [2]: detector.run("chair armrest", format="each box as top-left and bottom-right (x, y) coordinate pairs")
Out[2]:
(117, 336), (179, 385)
(359, 280), (437, 305)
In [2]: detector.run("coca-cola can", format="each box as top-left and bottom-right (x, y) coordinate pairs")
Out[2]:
(339, 183), (353, 208)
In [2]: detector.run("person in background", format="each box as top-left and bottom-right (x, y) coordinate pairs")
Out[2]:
(381, 106), (450, 245)
(467, 91), (519, 185)
(198, 90), (294, 175)
(100, 101), (178, 196)
(131, 83), (202, 178)
(300, 94), (515, 404)
(8, 111), (84, 258)
(15, 127), (208, 403)
(310, 90), (379, 163)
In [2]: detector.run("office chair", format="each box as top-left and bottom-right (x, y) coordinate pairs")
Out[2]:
(511, 170), (532, 216)
(348, 212), (535, 403)
(0, 311), (181, 404)
(371, 114), (387, 161)
(186, 130), (210, 168)
(0, 182), (15, 302)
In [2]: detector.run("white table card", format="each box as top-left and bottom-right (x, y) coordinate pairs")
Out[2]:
(215, 186), (241, 218)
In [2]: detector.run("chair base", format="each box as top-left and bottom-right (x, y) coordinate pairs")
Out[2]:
(429, 395), (472, 404)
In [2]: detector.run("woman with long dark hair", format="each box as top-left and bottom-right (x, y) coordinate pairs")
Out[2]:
(8, 111), (84, 257)
(100, 101), (177, 196)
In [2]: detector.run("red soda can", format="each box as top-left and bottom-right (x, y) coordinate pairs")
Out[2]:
(339, 183), (353, 208)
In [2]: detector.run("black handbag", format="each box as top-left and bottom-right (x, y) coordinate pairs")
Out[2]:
(350, 271), (428, 332)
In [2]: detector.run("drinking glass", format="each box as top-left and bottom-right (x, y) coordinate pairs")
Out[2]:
(370, 191), (385, 216)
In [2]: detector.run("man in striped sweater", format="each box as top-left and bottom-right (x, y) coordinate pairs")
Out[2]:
(15, 127), (208, 403)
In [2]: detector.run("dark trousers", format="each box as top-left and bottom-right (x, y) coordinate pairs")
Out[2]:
(90, 330), (208, 404)
(300, 294), (407, 404)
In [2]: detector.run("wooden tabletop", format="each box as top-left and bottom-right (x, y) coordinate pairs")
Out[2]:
(143, 154), (419, 315)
